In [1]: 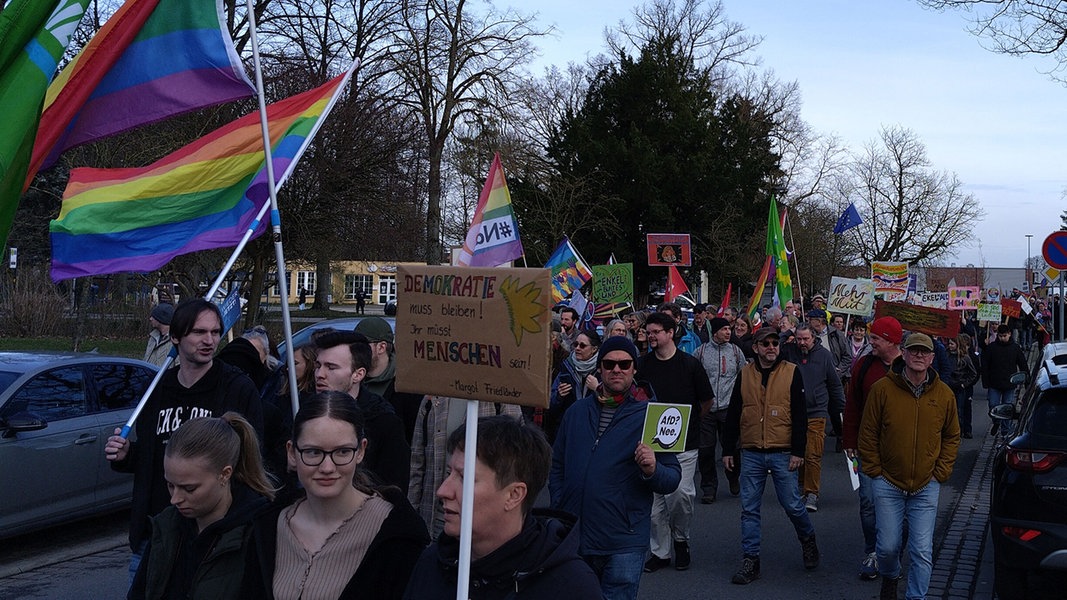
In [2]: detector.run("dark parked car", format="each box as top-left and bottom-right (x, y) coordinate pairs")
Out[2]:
(989, 350), (1067, 599)
(277, 316), (396, 357)
(0, 352), (157, 538)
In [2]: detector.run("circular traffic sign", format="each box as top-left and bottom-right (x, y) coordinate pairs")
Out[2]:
(1042, 231), (1067, 270)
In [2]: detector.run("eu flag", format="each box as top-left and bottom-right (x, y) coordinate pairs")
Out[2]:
(834, 202), (863, 234)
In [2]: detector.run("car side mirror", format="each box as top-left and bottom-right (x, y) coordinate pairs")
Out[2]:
(989, 403), (1016, 421)
(1010, 372), (1028, 386)
(0, 411), (48, 438)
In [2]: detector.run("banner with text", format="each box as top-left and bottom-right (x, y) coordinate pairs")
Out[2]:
(828, 276), (875, 316)
(919, 291), (949, 309)
(977, 302), (1002, 323)
(948, 286), (981, 310)
(394, 266), (552, 408)
(874, 300), (961, 339)
(593, 262), (634, 304)
(642, 403), (693, 453)
(1000, 298), (1022, 319)
(871, 262), (909, 300)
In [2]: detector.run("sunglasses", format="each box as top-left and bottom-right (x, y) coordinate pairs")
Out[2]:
(574, 342), (592, 349)
(758, 339), (780, 347)
(601, 358), (634, 371)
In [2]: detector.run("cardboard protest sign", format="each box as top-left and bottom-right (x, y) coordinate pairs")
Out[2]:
(394, 265), (552, 408)
(642, 403), (692, 453)
(948, 286), (980, 310)
(977, 302), (1002, 323)
(919, 291), (949, 309)
(874, 300), (961, 339)
(871, 262), (909, 300)
(646, 233), (692, 267)
(1019, 296), (1034, 315)
(593, 262), (633, 304)
(828, 276), (875, 316)
(1000, 298), (1022, 319)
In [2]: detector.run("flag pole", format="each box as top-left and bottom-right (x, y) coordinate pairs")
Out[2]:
(782, 202), (804, 309)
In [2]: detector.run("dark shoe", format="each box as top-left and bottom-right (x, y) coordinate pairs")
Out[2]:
(801, 534), (820, 570)
(804, 493), (818, 512)
(643, 555), (670, 573)
(859, 552), (878, 580)
(701, 493), (716, 504)
(731, 555), (760, 584)
(674, 541), (691, 570)
(729, 478), (741, 496)
(963, 432), (973, 439)
(880, 575), (899, 600)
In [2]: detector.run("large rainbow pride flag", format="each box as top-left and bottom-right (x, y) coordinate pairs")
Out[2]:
(455, 152), (524, 267)
(49, 67), (354, 281)
(28, 0), (254, 183)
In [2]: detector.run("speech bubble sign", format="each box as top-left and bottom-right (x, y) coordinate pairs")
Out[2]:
(642, 403), (692, 453)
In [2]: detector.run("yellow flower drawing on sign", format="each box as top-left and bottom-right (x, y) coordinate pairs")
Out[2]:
(499, 276), (546, 345)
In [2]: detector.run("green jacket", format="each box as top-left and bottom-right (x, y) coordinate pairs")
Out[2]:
(858, 360), (960, 492)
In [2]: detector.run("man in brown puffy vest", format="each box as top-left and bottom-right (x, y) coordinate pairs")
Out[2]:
(723, 326), (819, 585)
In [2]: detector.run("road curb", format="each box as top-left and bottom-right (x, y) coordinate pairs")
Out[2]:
(0, 532), (126, 579)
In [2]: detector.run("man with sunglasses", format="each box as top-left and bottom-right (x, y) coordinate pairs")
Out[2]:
(723, 326), (818, 585)
(639, 312), (714, 572)
(550, 336), (681, 600)
(859, 333), (959, 600)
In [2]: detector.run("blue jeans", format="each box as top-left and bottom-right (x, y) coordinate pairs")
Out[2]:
(955, 388), (971, 436)
(873, 477), (940, 600)
(739, 449), (815, 557)
(987, 387), (1015, 437)
(584, 551), (644, 600)
(857, 465), (877, 554)
(127, 540), (148, 589)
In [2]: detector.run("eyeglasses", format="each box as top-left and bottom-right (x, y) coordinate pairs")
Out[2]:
(906, 348), (933, 356)
(601, 358), (634, 371)
(294, 445), (359, 466)
(758, 339), (780, 347)
(574, 342), (592, 349)
(645, 328), (667, 336)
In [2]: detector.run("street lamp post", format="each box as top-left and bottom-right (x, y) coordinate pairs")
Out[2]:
(1026, 234), (1034, 293)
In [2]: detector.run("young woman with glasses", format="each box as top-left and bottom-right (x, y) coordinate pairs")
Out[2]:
(243, 391), (429, 599)
(129, 413), (274, 599)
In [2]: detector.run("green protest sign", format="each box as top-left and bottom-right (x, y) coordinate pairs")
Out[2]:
(642, 403), (692, 453)
(593, 263), (633, 304)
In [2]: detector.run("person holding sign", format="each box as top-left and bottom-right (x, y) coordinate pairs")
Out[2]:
(550, 336), (681, 600)
(403, 416), (601, 599)
(722, 327), (818, 585)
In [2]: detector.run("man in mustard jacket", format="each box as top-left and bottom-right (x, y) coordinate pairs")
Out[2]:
(859, 333), (960, 600)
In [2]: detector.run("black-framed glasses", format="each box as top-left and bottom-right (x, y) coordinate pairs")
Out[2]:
(758, 339), (780, 347)
(294, 445), (359, 466)
(602, 358), (634, 371)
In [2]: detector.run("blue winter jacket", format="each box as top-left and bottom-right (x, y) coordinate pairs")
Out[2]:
(549, 382), (681, 556)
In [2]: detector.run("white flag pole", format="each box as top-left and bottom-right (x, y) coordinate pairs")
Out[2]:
(456, 399), (480, 600)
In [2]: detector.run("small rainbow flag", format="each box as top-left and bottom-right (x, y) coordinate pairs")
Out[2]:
(49, 67), (354, 281)
(456, 152), (524, 267)
(28, 0), (254, 183)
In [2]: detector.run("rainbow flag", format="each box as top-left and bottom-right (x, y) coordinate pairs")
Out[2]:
(545, 237), (592, 304)
(0, 0), (90, 247)
(456, 152), (524, 267)
(745, 203), (789, 319)
(28, 0), (254, 182)
(49, 67), (355, 281)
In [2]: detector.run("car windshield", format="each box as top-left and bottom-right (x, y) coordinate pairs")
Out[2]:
(1032, 388), (1067, 439)
(0, 371), (19, 396)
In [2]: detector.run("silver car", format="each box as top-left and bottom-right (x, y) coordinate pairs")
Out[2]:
(0, 352), (157, 538)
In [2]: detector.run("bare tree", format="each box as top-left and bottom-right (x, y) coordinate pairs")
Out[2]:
(919, 0), (1067, 79)
(839, 126), (984, 265)
(389, 0), (550, 264)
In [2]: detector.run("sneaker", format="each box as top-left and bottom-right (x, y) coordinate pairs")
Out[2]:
(860, 552), (878, 580)
(801, 534), (820, 570)
(729, 478), (741, 496)
(643, 555), (670, 573)
(804, 493), (818, 512)
(674, 541), (691, 570)
(731, 555), (760, 584)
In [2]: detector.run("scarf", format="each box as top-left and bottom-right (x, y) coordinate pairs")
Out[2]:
(567, 351), (598, 382)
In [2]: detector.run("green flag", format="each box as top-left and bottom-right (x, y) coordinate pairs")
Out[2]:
(0, 0), (89, 246)
(767, 198), (793, 306)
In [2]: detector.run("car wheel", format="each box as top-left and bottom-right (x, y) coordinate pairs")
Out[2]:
(994, 560), (1028, 600)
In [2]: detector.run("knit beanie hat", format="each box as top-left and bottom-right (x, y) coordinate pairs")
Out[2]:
(597, 335), (639, 364)
(151, 303), (174, 325)
(869, 317), (903, 345)
(709, 317), (730, 333)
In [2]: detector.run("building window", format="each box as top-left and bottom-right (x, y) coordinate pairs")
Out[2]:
(296, 271), (316, 296)
(378, 276), (396, 304)
(344, 275), (373, 300)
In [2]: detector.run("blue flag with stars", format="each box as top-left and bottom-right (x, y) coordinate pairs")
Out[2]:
(834, 202), (862, 234)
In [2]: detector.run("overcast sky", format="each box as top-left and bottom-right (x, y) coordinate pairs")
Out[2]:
(522, 0), (1067, 270)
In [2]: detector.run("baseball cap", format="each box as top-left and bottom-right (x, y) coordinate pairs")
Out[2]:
(752, 327), (778, 343)
(354, 317), (394, 344)
(903, 333), (934, 352)
(806, 309), (826, 321)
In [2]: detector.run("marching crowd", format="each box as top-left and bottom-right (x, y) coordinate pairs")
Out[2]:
(108, 289), (1037, 599)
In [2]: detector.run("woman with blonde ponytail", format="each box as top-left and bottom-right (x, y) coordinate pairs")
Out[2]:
(129, 412), (274, 600)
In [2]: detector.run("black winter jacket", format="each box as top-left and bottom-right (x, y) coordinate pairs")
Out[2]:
(980, 339), (1028, 390)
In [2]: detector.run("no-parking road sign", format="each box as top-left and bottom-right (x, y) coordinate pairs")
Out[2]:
(1042, 231), (1067, 271)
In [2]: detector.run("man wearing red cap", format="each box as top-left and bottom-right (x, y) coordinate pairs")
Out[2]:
(841, 316), (902, 582)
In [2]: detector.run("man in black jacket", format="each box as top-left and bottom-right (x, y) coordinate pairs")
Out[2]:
(403, 416), (601, 599)
(105, 298), (263, 586)
(980, 324), (1029, 437)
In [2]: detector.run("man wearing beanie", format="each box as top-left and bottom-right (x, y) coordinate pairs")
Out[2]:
(723, 326), (818, 584)
(695, 316), (747, 503)
(143, 303), (174, 367)
(551, 335), (681, 600)
(639, 312), (714, 573)
(841, 316), (902, 581)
